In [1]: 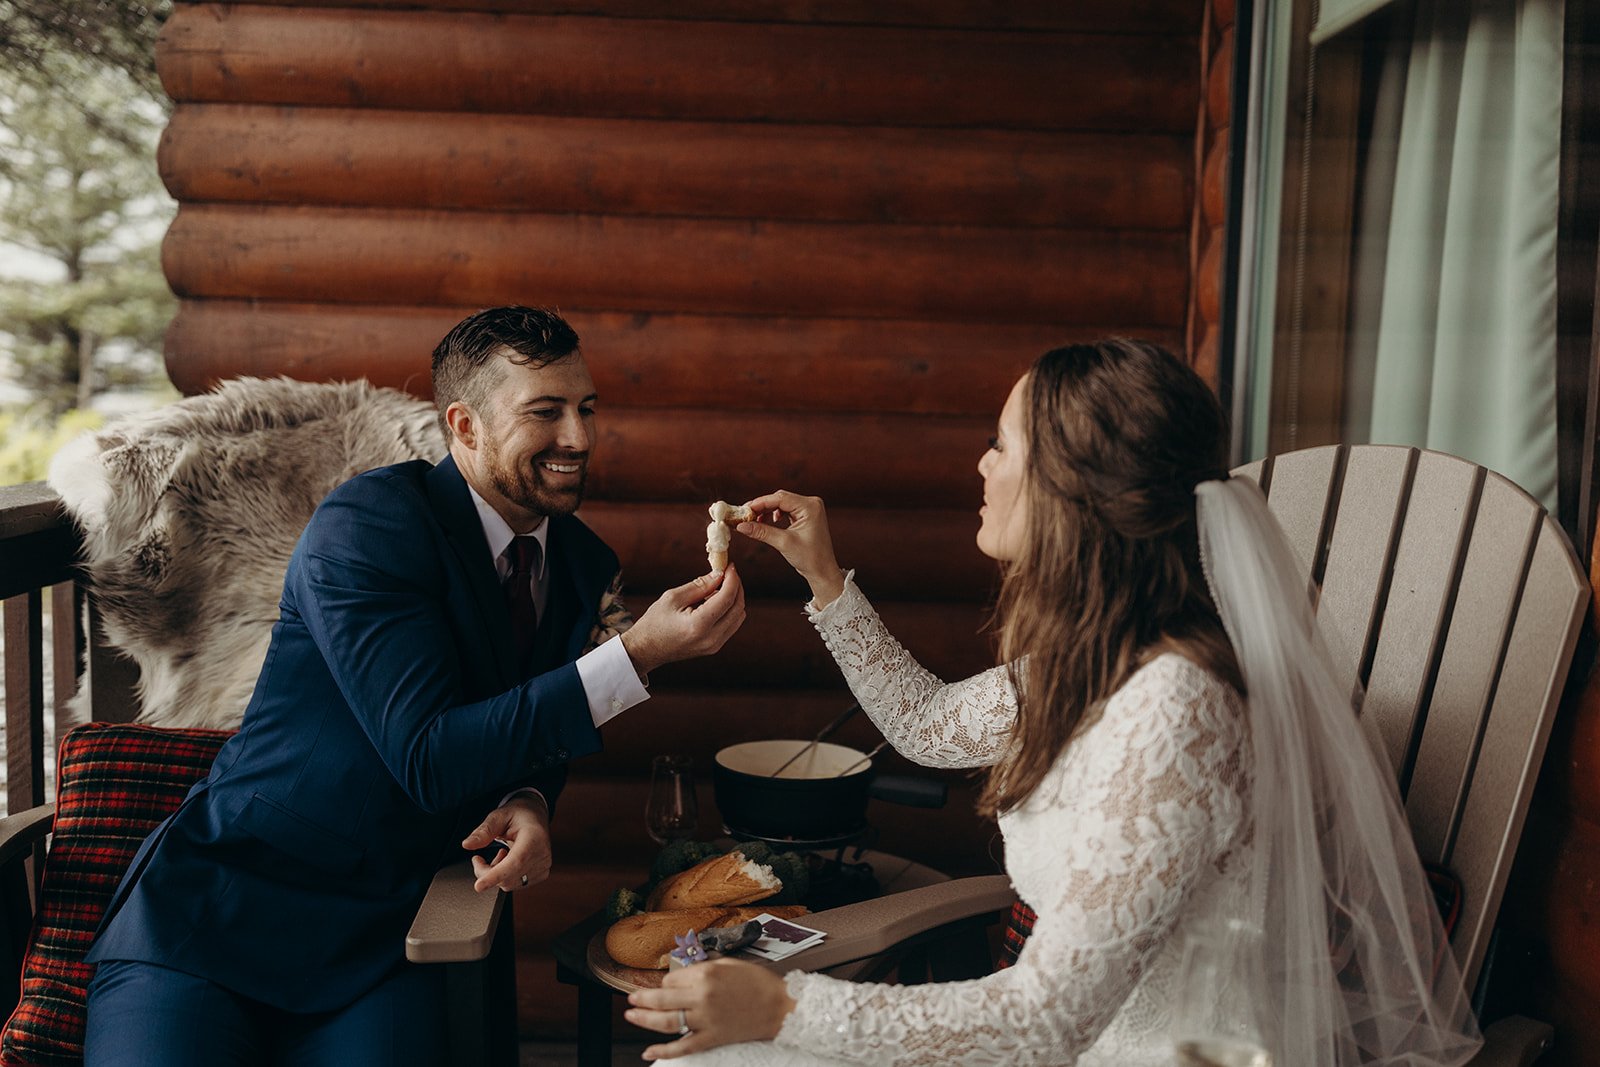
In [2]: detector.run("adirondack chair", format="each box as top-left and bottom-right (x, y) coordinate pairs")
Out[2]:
(426, 444), (1580, 1064)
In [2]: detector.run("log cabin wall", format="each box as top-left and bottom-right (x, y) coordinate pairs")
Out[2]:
(1189, 0), (1233, 385)
(154, 0), (1206, 1035)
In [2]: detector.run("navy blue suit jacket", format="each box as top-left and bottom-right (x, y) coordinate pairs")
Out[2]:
(87, 456), (618, 1012)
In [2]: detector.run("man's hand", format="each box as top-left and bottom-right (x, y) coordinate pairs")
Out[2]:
(620, 565), (746, 677)
(462, 793), (553, 893)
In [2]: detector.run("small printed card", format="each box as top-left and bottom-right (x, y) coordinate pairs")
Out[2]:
(738, 914), (829, 962)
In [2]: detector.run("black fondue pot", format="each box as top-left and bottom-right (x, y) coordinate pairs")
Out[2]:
(713, 739), (946, 841)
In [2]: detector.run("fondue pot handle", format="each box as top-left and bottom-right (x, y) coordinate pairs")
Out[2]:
(868, 775), (947, 809)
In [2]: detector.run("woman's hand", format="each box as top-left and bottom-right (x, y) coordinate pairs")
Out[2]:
(625, 958), (796, 1060)
(736, 490), (847, 609)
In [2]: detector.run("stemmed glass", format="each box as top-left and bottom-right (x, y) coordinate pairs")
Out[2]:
(1170, 919), (1273, 1067)
(645, 754), (699, 845)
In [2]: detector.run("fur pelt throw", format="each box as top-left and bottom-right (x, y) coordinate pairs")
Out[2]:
(48, 377), (446, 730)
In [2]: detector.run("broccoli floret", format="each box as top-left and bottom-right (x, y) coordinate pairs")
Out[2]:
(648, 839), (720, 886)
(764, 850), (811, 904)
(604, 887), (644, 922)
(732, 840), (773, 865)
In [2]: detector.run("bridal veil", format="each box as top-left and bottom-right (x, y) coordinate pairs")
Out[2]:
(1195, 476), (1482, 1067)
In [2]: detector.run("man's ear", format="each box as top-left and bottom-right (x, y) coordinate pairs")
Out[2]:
(445, 401), (478, 449)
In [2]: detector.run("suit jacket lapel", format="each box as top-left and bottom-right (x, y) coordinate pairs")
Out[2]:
(547, 516), (607, 661)
(425, 455), (519, 687)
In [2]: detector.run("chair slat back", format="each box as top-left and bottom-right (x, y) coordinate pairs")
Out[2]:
(1240, 444), (1589, 991)
(1444, 527), (1587, 985)
(1404, 476), (1541, 866)
(1314, 445), (1416, 706)
(1356, 451), (1482, 781)
(1258, 445), (1343, 589)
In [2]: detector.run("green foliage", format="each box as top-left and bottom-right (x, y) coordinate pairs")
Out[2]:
(0, 1), (170, 109)
(0, 406), (101, 485)
(0, 53), (175, 415)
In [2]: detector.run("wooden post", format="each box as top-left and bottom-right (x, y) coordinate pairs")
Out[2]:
(3, 593), (44, 815)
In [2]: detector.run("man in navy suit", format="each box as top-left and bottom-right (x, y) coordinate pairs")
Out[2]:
(82, 306), (745, 1065)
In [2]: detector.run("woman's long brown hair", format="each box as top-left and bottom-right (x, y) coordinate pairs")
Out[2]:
(978, 339), (1244, 818)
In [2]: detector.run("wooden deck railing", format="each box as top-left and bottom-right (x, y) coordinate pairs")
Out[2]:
(0, 483), (136, 816)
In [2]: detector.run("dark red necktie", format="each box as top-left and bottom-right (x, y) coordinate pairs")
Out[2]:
(504, 537), (541, 665)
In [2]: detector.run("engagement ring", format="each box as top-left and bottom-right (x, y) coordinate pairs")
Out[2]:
(520, 874), (529, 887)
(677, 1009), (690, 1036)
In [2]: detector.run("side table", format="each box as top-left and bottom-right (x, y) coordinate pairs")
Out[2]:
(551, 850), (949, 1066)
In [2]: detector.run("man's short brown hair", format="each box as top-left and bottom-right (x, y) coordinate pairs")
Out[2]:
(431, 306), (580, 436)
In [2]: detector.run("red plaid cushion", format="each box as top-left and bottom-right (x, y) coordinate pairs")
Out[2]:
(1, 723), (231, 1067)
(996, 900), (1035, 970)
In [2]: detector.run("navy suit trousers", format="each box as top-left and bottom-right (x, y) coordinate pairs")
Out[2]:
(83, 959), (446, 1066)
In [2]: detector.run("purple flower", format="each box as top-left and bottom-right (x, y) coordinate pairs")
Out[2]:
(669, 929), (707, 966)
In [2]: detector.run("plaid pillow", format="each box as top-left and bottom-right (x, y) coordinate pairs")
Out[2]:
(995, 900), (1035, 970)
(1, 723), (231, 1067)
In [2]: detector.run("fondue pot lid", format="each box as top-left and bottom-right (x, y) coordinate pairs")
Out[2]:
(716, 739), (871, 779)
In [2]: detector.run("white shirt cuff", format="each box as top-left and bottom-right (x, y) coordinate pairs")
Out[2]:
(576, 633), (650, 729)
(496, 787), (548, 812)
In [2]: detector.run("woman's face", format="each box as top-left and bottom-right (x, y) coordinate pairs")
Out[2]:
(977, 375), (1030, 562)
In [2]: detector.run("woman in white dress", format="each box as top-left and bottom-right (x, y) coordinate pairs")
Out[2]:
(624, 340), (1482, 1067)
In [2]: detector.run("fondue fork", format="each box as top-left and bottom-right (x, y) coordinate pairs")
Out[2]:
(834, 740), (889, 778)
(768, 702), (862, 778)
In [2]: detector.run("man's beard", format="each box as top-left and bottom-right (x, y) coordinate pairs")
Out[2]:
(487, 449), (587, 517)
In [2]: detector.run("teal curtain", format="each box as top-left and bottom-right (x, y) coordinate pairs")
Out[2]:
(1346, 0), (1564, 511)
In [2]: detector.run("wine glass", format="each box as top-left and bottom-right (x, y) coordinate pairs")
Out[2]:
(645, 754), (699, 845)
(1170, 919), (1272, 1067)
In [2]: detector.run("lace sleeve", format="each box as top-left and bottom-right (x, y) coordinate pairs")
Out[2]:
(806, 574), (1016, 768)
(773, 661), (1250, 1066)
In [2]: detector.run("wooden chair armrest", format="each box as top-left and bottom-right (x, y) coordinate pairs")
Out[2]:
(1466, 1016), (1554, 1067)
(405, 860), (504, 964)
(0, 805), (54, 869)
(765, 874), (1016, 975)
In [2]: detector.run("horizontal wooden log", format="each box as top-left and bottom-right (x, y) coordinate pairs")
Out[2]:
(158, 7), (1200, 133)
(583, 409), (992, 508)
(1208, 26), (1235, 128)
(1532, 812), (1600, 1011)
(583, 502), (996, 602)
(161, 105), (1193, 230)
(162, 205), (1191, 326)
(1547, 672), (1600, 824)
(625, 596), (994, 700)
(165, 300), (1180, 413)
(215, 0), (1202, 35)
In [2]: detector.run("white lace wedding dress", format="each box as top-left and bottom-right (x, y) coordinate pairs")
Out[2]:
(678, 577), (1253, 1067)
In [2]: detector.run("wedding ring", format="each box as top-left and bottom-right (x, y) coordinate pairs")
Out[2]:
(677, 1009), (690, 1036)
(520, 874), (529, 887)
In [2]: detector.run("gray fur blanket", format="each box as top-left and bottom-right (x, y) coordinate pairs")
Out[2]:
(48, 377), (446, 730)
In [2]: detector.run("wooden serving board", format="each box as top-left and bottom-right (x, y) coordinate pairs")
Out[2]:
(582, 850), (946, 994)
(586, 929), (670, 994)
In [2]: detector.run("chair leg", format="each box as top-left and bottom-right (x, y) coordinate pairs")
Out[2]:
(575, 978), (613, 1067)
(442, 896), (519, 1067)
(488, 894), (519, 1066)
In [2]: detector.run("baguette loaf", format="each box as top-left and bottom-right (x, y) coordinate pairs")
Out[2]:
(605, 905), (810, 969)
(645, 850), (782, 911)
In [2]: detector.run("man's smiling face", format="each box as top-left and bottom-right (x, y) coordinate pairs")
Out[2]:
(456, 351), (596, 529)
